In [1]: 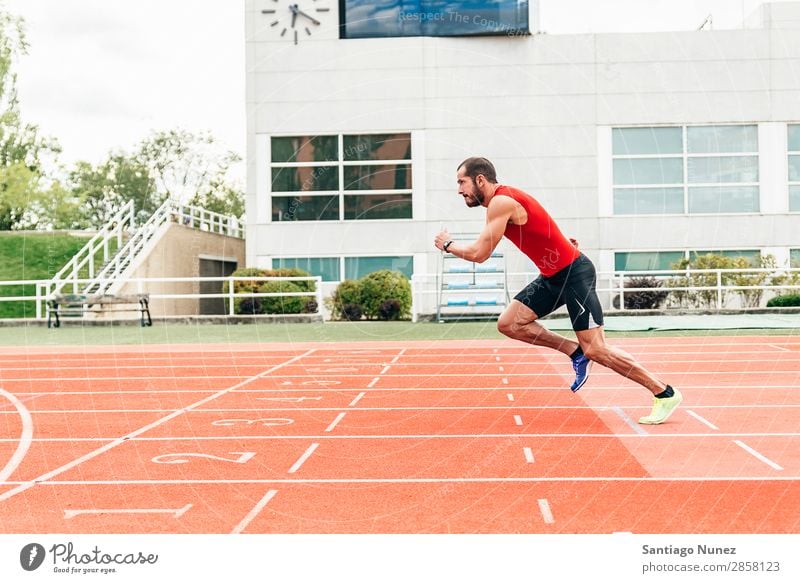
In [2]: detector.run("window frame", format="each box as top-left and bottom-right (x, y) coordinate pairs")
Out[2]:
(610, 124), (761, 216)
(267, 133), (415, 223)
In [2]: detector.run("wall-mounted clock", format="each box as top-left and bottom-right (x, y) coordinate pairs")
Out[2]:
(261, 1), (331, 45)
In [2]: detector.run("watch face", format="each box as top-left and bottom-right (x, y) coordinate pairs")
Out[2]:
(261, 1), (331, 45)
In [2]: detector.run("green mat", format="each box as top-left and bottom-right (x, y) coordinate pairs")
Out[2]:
(542, 314), (800, 331)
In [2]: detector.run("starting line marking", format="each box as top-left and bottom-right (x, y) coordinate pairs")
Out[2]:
(538, 499), (555, 524)
(686, 410), (720, 430)
(348, 392), (366, 407)
(732, 440), (783, 471)
(230, 489), (278, 534)
(288, 443), (319, 473)
(523, 447), (535, 463)
(325, 413), (346, 432)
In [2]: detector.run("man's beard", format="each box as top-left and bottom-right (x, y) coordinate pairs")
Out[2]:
(465, 191), (484, 207)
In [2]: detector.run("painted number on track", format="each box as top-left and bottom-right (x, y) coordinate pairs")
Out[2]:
(151, 452), (256, 464)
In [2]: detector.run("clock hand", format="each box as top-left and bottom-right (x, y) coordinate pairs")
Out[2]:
(289, 4), (298, 28)
(295, 7), (321, 25)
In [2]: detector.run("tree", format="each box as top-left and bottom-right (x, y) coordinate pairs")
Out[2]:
(0, 8), (61, 230)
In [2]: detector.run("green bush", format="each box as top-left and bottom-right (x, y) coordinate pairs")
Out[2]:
(612, 276), (669, 310)
(766, 294), (800, 307)
(359, 270), (411, 320)
(327, 279), (363, 320)
(224, 267), (315, 314)
(258, 280), (306, 314)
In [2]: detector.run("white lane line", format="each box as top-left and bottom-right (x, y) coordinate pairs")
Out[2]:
(506, 394), (515, 402)
(380, 366), (391, 375)
(538, 499), (555, 524)
(513, 415), (523, 426)
(230, 489), (278, 534)
(367, 377), (381, 388)
(523, 447), (535, 463)
(501, 378), (509, 385)
(0, 350), (316, 502)
(733, 440), (783, 471)
(498, 366), (505, 372)
(390, 349), (406, 364)
(27, 475), (800, 486)
(0, 388), (34, 484)
(288, 443), (319, 473)
(6, 431), (800, 442)
(348, 392), (366, 407)
(612, 406), (648, 436)
(686, 410), (719, 430)
(325, 413), (346, 432)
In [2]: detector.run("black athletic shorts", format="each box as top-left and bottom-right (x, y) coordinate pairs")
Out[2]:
(513, 253), (604, 331)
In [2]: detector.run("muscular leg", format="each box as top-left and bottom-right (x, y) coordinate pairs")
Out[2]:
(575, 326), (668, 396)
(496, 300), (579, 357)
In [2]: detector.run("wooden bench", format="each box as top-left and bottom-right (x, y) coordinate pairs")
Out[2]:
(47, 293), (152, 328)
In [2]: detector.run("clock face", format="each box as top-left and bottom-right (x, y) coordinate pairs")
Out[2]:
(261, 1), (331, 45)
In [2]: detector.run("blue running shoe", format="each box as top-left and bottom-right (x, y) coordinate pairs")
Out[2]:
(570, 353), (592, 392)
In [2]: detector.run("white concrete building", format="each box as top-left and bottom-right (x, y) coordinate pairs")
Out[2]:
(245, 0), (800, 315)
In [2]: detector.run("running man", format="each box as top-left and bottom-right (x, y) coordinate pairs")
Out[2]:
(434, 157), (682, 424)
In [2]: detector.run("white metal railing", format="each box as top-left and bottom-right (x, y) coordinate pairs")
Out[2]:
(41, 199), (244, 306)
(411, 267), (800, 320)
(0, 276), (322, 320)
(45, 200), (135, 298)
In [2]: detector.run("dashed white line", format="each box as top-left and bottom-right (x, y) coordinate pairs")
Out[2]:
(733, 440), (783, 471)
(506, 394), (515, 402)
(367, 377), (381, 388)
(288, 443), (319, 474)
(687, 410), (719, 430)
(348, 392), (366, 407)
(230, 489), (278, 534)
(499, 366), (505, 372)
(390, 349), (406, 364)
(325, 413), (346, 432)
(769, 344), (791, 352)
(513, 415), (523, 426)
(380, 366), (391, 375)
(538, 499), (554, 524)
(501, 378), (509, 385)
(523, 447), (535, 463)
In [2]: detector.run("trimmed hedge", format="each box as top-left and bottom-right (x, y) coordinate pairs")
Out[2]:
(224, 267), (316, 315)
(328, 269), (412, 320)
(766, 294), (800, 307)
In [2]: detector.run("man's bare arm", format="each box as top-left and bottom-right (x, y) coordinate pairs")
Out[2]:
(434, 197), (516, 263)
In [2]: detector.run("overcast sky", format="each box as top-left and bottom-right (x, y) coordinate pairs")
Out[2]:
(2, 0), (786, 170)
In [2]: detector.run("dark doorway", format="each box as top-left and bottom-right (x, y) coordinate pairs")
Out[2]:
(199, 258), (237, 315)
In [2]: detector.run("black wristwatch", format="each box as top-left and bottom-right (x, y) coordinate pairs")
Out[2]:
(443, 240), (454, 252)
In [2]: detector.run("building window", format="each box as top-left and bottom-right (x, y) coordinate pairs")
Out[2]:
(790, 249), (800, 268)
(345, 256), (413, 279)
(615, 249), (760, 271)
(270, 133), (412, 222)
(272, 256), (413, 281)
(789, 124), (800, 212)
(341, 0), (529, 39)
(273, 257), (341, 282)
(612, 125), (759, 215)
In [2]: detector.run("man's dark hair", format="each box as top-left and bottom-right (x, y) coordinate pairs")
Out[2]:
(457, 157), (498, 183)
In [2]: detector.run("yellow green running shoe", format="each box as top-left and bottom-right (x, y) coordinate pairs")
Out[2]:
(638, 387), (682, 425)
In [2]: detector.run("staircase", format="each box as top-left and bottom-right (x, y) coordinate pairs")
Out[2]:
(40, 199), (244, 317)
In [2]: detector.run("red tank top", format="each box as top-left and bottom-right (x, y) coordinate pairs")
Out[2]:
(494, 185), (580, 277)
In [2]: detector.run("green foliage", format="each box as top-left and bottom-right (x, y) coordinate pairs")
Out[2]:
(359, 270), (411, 320)
(223, 267), (316, 315)
(258, 280), (305, 314)
(666, 253), (785, 309)
(766, 294), (800, 307)
(0, 233), (104, 317)
(326, 279), (363, 320)
(613, 276), (669, 310)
